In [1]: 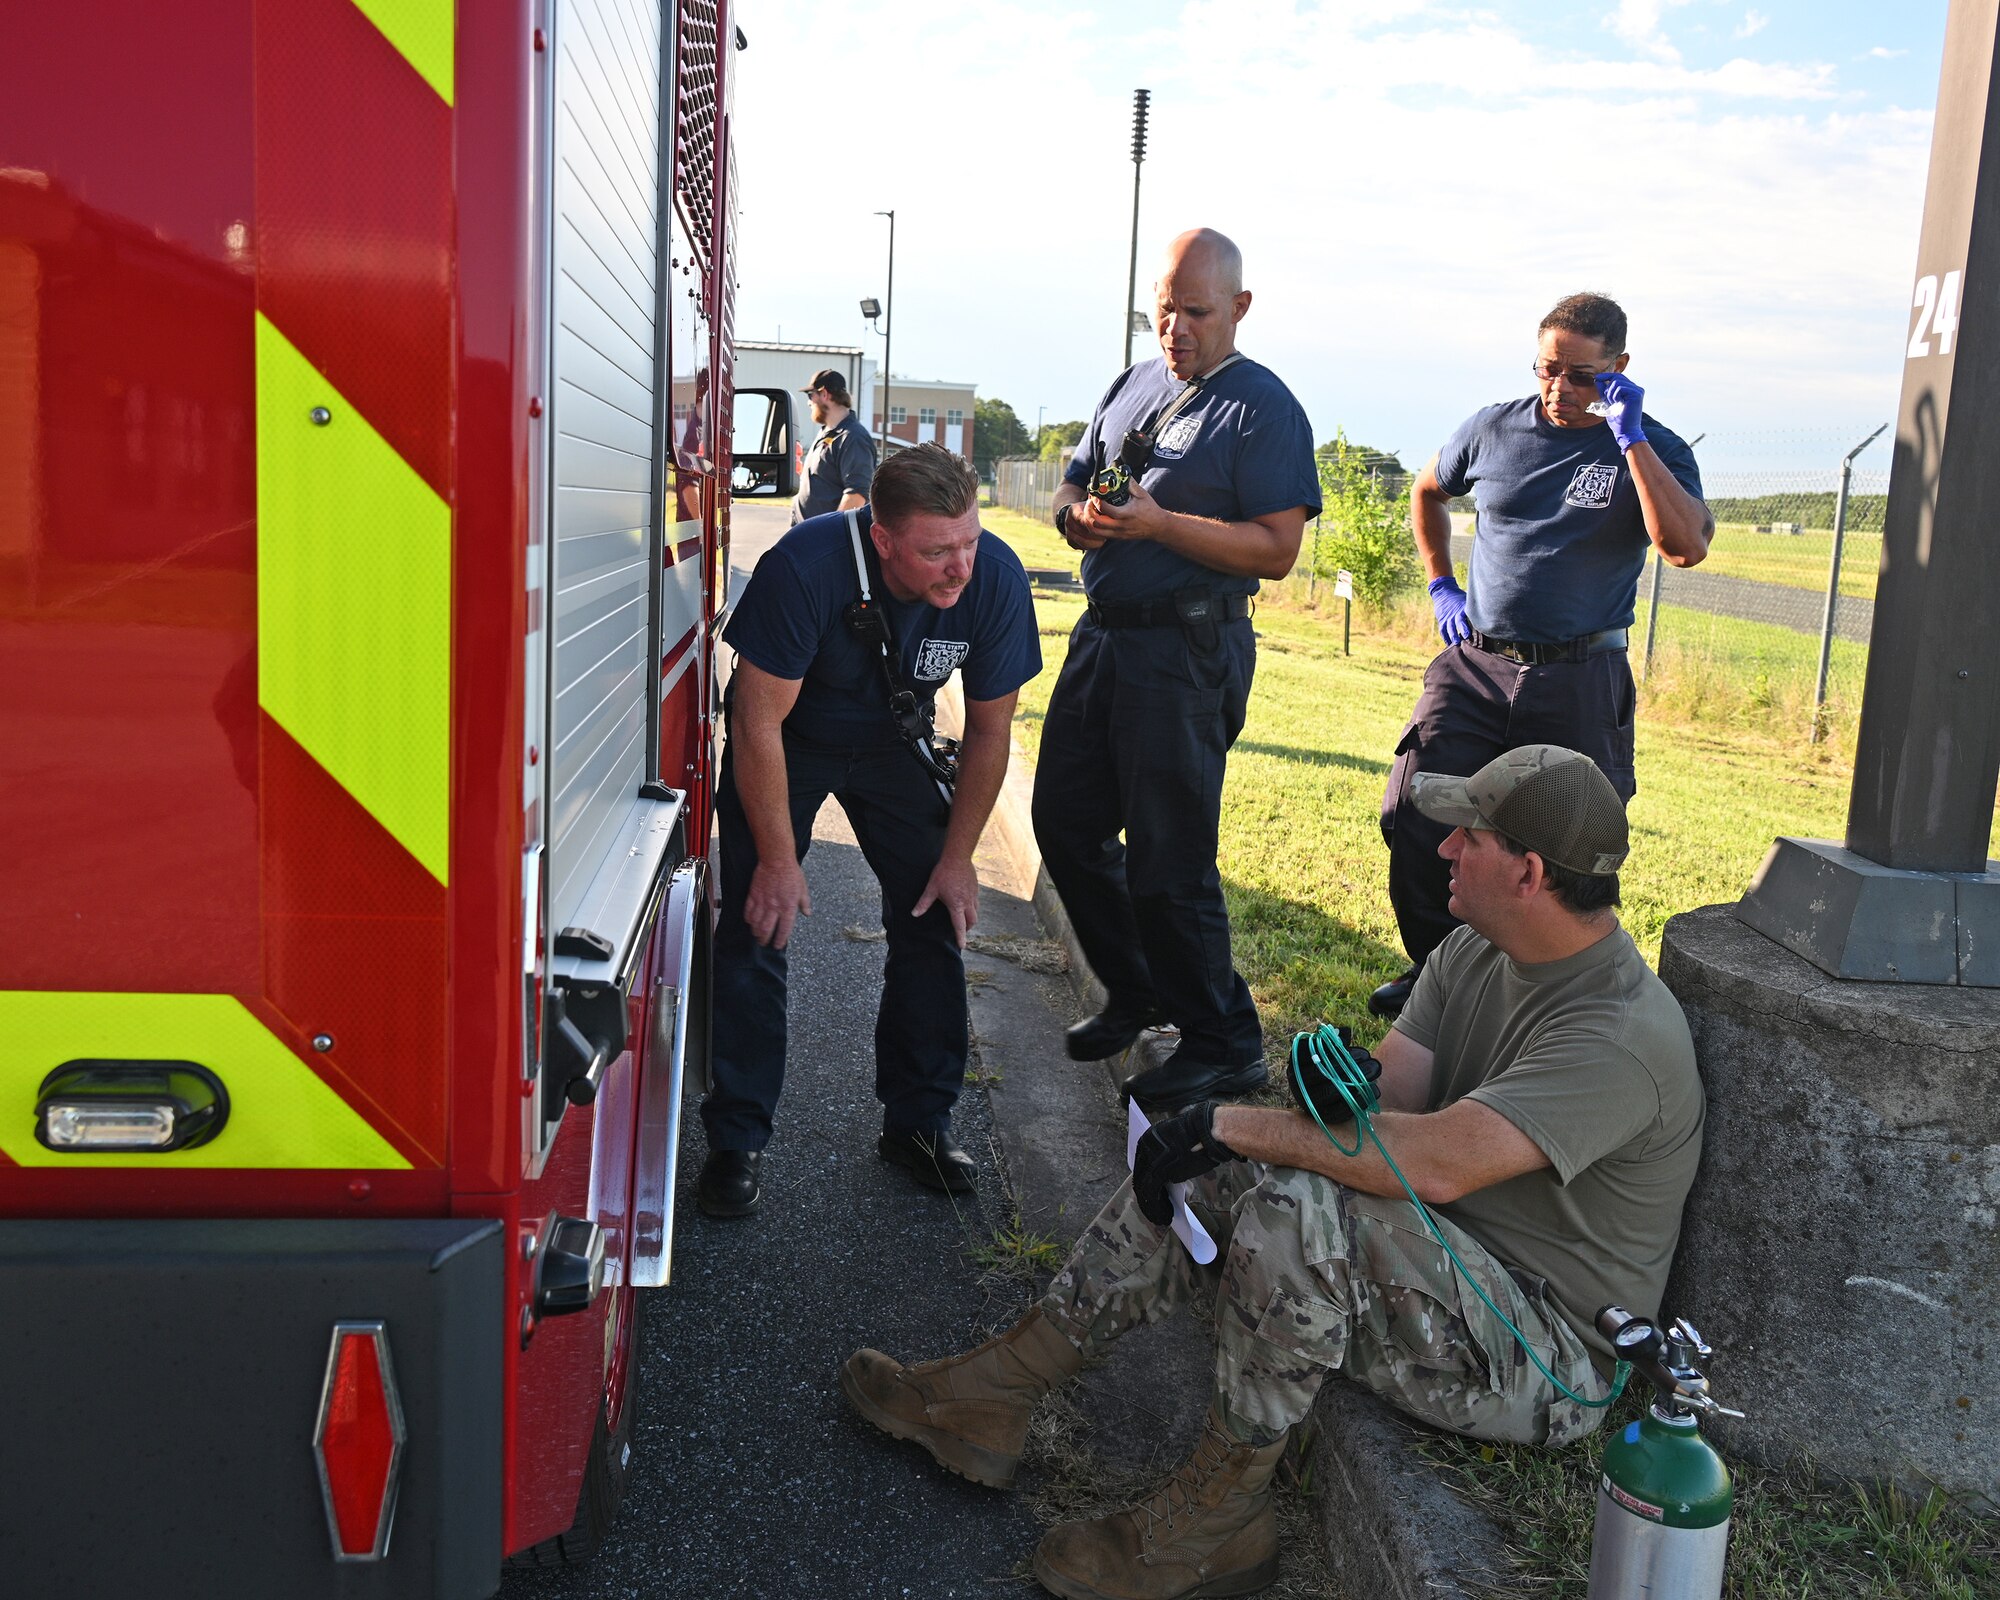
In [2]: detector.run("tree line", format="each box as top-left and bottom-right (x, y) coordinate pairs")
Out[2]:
(1705, 493), (1888, 534)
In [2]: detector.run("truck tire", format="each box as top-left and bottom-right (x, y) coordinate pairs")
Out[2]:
(505, 1284), (645, 1567)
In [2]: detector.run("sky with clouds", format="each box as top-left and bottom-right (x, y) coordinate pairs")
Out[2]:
(729, 1), (1949, 472)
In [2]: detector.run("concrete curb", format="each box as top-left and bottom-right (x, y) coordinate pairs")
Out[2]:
(950, 680), (1512, 1599)
(937, 682), (1102, 1014)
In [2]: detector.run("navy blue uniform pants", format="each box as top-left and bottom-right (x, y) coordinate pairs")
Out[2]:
(1031, 613), (1261, 1066)
(1382, 641), (1636, 968)
(703, 733), (966, 1152)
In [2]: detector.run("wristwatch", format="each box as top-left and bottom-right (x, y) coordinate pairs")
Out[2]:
(1055, 504), (1074, 542)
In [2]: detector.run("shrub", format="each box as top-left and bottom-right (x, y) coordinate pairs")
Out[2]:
(1307, 432), (1421, 610)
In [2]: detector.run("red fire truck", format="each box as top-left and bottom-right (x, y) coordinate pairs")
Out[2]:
(0, 2), (794, 1593)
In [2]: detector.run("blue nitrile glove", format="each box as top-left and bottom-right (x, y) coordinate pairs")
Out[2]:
(1428, 576), (1471, 645)
(1594, 372), (1648, 453)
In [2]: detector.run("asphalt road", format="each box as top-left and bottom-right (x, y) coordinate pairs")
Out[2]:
(500, 500), (1051, 1599)
(1447, 532), (1872, 643)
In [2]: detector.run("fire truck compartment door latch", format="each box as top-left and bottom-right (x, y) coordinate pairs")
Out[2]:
(544, 792), (687, 1121)
(532, 1214), (606, 1319)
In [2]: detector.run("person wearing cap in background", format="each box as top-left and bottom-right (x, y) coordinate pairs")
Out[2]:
(840, 745), (1702, 1600)
(1370, 292), (1711, 1021)
(791, 366), (878, 525)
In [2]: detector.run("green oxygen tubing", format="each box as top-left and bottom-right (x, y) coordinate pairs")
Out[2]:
(1288, 1023), (1630, 1410)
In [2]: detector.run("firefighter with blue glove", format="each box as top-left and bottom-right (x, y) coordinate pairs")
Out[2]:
(1369, 293), (1711, 1019)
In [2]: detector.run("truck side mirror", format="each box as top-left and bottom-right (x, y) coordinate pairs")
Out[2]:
(730, 387), (797, 498)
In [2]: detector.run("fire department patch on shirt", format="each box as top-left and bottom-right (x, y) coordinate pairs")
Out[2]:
(1564, 462), (1619, 509)
(1152, 414), (1203, 461)
(914, 638), (970, 681)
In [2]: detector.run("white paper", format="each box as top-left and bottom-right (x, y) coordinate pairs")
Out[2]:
(1333, 570), (1355, 600)
(1126, 1100), (1218, 1264)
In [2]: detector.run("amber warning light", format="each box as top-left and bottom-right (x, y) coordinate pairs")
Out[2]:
(313, 1322), (407, 1561)
(34, 1060), (229, 1151)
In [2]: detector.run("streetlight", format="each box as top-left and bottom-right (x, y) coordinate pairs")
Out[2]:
(860, 296), (883, 428)
(875, 210), (895, 445)
(1036, 404), (1046, 451)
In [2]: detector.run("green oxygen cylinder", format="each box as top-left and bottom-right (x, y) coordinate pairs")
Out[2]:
(1588, 1309), (1742, 1600)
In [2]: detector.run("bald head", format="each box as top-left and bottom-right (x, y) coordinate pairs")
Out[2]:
(1161, 228), (1243, 295)
(1152, 228), (1251, 379)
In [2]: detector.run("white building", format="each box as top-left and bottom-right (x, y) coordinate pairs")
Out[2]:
(732, 341), (876, 437)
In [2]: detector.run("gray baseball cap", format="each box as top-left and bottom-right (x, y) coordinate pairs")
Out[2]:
(1410, 745), (1629, 875)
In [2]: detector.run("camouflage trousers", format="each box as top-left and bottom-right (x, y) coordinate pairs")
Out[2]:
(1037, 1163), (1610, 1449)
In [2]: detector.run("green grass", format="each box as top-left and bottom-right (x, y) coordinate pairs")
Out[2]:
(1638, 601), (1872, 745)
(967, 1211), (1068, 1283)
(981, 504), (1855, 1047)
(1700, 523), (1881, 602)
(1415, 1393), (1998, 1598)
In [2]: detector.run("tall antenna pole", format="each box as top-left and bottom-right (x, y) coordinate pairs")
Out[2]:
(1123, 90), (1150, 369)
(876, 209), (895, 446)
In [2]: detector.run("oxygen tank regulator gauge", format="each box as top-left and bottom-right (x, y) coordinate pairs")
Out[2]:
(1587, 1308), (1746, 1600)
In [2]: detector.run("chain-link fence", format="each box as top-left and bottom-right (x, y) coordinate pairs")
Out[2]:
(1633, 440), (1889, 742)
(994, 456), (1065, 523)
(1005, 431), (1894, 744)
(1304, 428), (1896, 744)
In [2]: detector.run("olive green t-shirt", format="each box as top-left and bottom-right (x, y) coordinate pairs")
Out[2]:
(1393, 923), (1703, 1358)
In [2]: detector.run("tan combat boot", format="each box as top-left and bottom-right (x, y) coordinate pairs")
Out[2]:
(1031, 1414), (1286, 1600)
(840, 1306), (1083, 1489)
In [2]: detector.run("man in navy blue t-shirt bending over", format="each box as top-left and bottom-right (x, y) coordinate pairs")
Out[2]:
(700, 444), (1041, 1216)
(1370, 292), (1711, 1018)
(1035, 228), (1320, 1111)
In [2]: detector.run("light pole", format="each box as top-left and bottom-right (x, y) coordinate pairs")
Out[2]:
(1123, 89), (1150, 369)
(1036, 404), (1046, 452)
(859, 295), (883, 433)
(875, 209), (895, 446)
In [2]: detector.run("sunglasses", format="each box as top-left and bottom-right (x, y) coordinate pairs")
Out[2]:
(1532, 362), (1612, 387)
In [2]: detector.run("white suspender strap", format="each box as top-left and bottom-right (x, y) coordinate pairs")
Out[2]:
(845, 508), (873, 603)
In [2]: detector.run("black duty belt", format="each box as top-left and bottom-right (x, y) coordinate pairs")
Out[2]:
(1467, 628), (1629, 666)
(1086, 593), (1254, 629)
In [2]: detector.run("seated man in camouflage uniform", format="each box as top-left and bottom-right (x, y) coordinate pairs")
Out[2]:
(841, 746), (1703, 1600)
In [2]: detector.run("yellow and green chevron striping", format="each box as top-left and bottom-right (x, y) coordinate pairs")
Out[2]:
(348, 0), (455, 105)
(0, 992), (412, 1169)
(255, 313), (452, 886)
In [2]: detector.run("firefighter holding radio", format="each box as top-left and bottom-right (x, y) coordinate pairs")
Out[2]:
(1034, 228), (1320, 1113)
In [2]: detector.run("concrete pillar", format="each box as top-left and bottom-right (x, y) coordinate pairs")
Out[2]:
(1658, 906), (1996, 1497)
(1739, 0), (2000, 979)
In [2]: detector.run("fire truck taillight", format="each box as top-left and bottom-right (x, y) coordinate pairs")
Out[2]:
(312, 1322), (406, 1562)
(34, 1061), (229, 1151)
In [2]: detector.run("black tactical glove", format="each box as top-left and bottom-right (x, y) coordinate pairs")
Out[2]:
(1132, 1101), (1242, 1226)
(1287, 1026), (1382, 1128)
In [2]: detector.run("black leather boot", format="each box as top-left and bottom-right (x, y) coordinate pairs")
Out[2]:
(1120, 1052), (1266, 1115)
(1367, 965), (1420, 1018)
(1065, 1001), (1165, 1062)
(697, 1148), (762, 1217)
